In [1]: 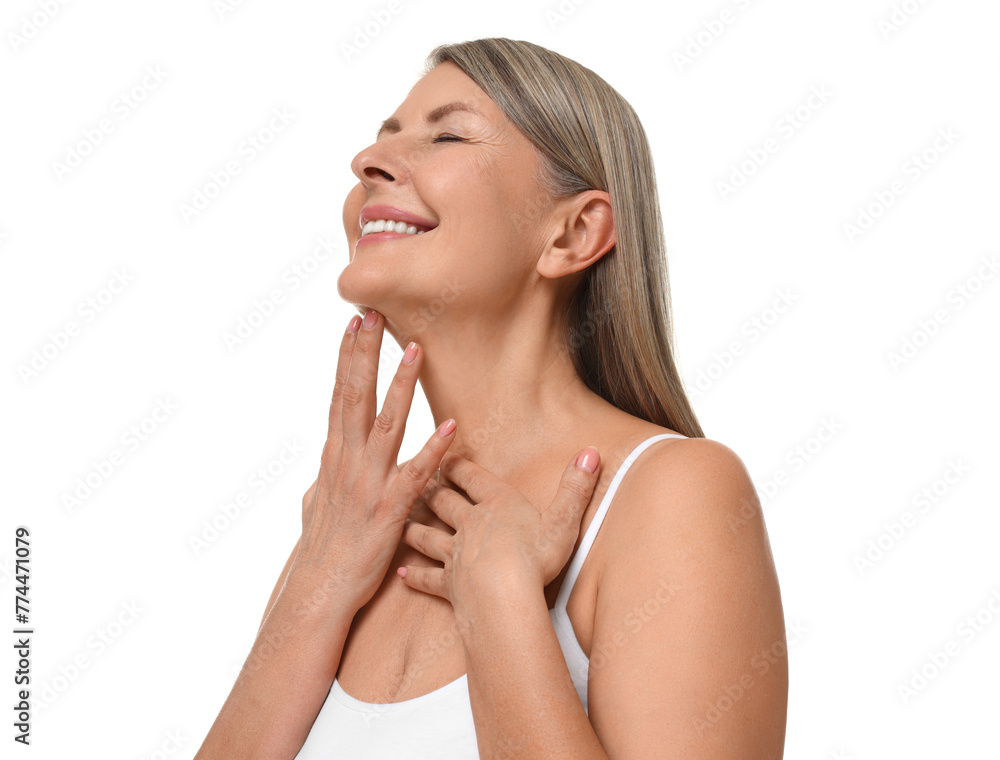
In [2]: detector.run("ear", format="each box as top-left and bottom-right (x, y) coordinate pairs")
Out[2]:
(536, 190), (616, 280)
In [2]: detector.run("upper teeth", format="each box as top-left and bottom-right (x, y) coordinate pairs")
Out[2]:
(361, 219), (427, 237)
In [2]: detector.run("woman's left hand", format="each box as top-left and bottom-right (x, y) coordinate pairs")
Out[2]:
(396, 446), (601, 608)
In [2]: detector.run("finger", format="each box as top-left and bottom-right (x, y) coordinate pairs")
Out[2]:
(545, 447), (601, 531)
(396, 564), (449, 600)
(364, 339), (422, 472)
(402, 519), (453, 562)
(326, 314), (362, 445)
(387, 419), (457, 520)
(416, 478), (467, 529)
(341, 309), (384, 451)
(438, 452), (502, 503)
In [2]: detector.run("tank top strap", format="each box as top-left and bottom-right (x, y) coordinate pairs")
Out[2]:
(553, 433), (687, 612)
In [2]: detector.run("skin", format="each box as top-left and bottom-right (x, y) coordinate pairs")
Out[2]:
(196, 60), (787, 759)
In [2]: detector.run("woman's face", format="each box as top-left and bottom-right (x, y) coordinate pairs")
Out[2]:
(339, 61), (558, 339)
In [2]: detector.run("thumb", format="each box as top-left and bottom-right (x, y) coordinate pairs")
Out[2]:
(545, 447), (601, 530)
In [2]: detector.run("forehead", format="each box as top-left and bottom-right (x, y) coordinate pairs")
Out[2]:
(409, 60), (492, 108)
(377, 61), (504, 137)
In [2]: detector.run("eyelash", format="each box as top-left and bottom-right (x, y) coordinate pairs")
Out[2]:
(432, 134), (464, 143)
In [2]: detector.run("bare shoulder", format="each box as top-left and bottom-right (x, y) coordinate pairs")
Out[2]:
(587, 434), (787, 756)
(600, 435), (772, 563)
(595, 435), (778, 603)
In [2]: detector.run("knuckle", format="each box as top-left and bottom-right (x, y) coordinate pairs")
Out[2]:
(562, 477), (592, 499)
(340, 382), (365, 409)
(370, 410), (394, 439)
(329, 376), (348, 406)
(466, 475), (484, 496)
(397, 462), (429, 492)
(390, 366), (413, 390)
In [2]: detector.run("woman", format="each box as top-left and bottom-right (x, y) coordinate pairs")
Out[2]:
(195, 37), (787, 759)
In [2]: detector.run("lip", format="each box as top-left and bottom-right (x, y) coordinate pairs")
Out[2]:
(359, 204), (438, 234)
(355, 229), (429, 247)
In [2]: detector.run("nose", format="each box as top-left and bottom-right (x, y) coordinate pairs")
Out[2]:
(350, 140), (399, 187)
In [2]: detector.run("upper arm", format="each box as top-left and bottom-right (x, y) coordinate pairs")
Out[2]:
(587, 438), (787, 759)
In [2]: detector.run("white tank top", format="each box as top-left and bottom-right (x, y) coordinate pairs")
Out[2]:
(295, 433), (686, 759)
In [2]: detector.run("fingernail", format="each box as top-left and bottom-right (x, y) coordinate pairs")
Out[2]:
(576, 447), (599, 473)
(438, 419), (456, 437)
(402, 341), (418, 364)
(347, 315), (362, 333)
(362, 309), (377, 329)
(396, 567), (407, 578)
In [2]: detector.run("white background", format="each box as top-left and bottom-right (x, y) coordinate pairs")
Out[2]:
(2, 0), (998, 757)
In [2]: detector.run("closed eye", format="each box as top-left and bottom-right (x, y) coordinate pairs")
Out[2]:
(432, 134), (465, 143)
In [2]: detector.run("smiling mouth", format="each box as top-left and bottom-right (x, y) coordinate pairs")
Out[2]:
(356, 221), (434, 246)
(360, 219), (430, 238)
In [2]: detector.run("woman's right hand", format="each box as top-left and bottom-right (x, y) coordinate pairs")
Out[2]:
(286, 308), (456, 620)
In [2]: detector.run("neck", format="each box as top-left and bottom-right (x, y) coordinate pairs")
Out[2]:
(385, 304), (610, 484)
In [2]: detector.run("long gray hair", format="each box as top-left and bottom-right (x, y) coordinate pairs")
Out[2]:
(426, 38), (704, 438)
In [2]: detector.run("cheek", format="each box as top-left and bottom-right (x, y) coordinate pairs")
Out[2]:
(446, 158), (538, 246)
(410, 152), (547, 293)
(477, 153), (550, 252)
(418, 152), (512, 239)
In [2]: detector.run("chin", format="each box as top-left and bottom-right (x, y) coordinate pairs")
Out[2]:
(336, 262), (413, 331)
(337, 261), (383, 309)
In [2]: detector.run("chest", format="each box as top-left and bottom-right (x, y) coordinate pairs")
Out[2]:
(333, 474), (611, 704)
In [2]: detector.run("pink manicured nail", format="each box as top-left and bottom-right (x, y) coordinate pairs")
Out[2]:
(396, 567), (407, 578)
(347, 315), (362, 333)
(576, 447), (599, 473)
(402, 342), (418, 364)
(438, 419), (456, 437)
(362, 309), (377, 329)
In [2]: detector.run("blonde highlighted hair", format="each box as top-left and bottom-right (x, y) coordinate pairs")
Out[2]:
(426, 38), (704, 439)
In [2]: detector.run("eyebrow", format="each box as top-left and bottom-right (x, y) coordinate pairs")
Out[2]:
(376, 102), (483, 140)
